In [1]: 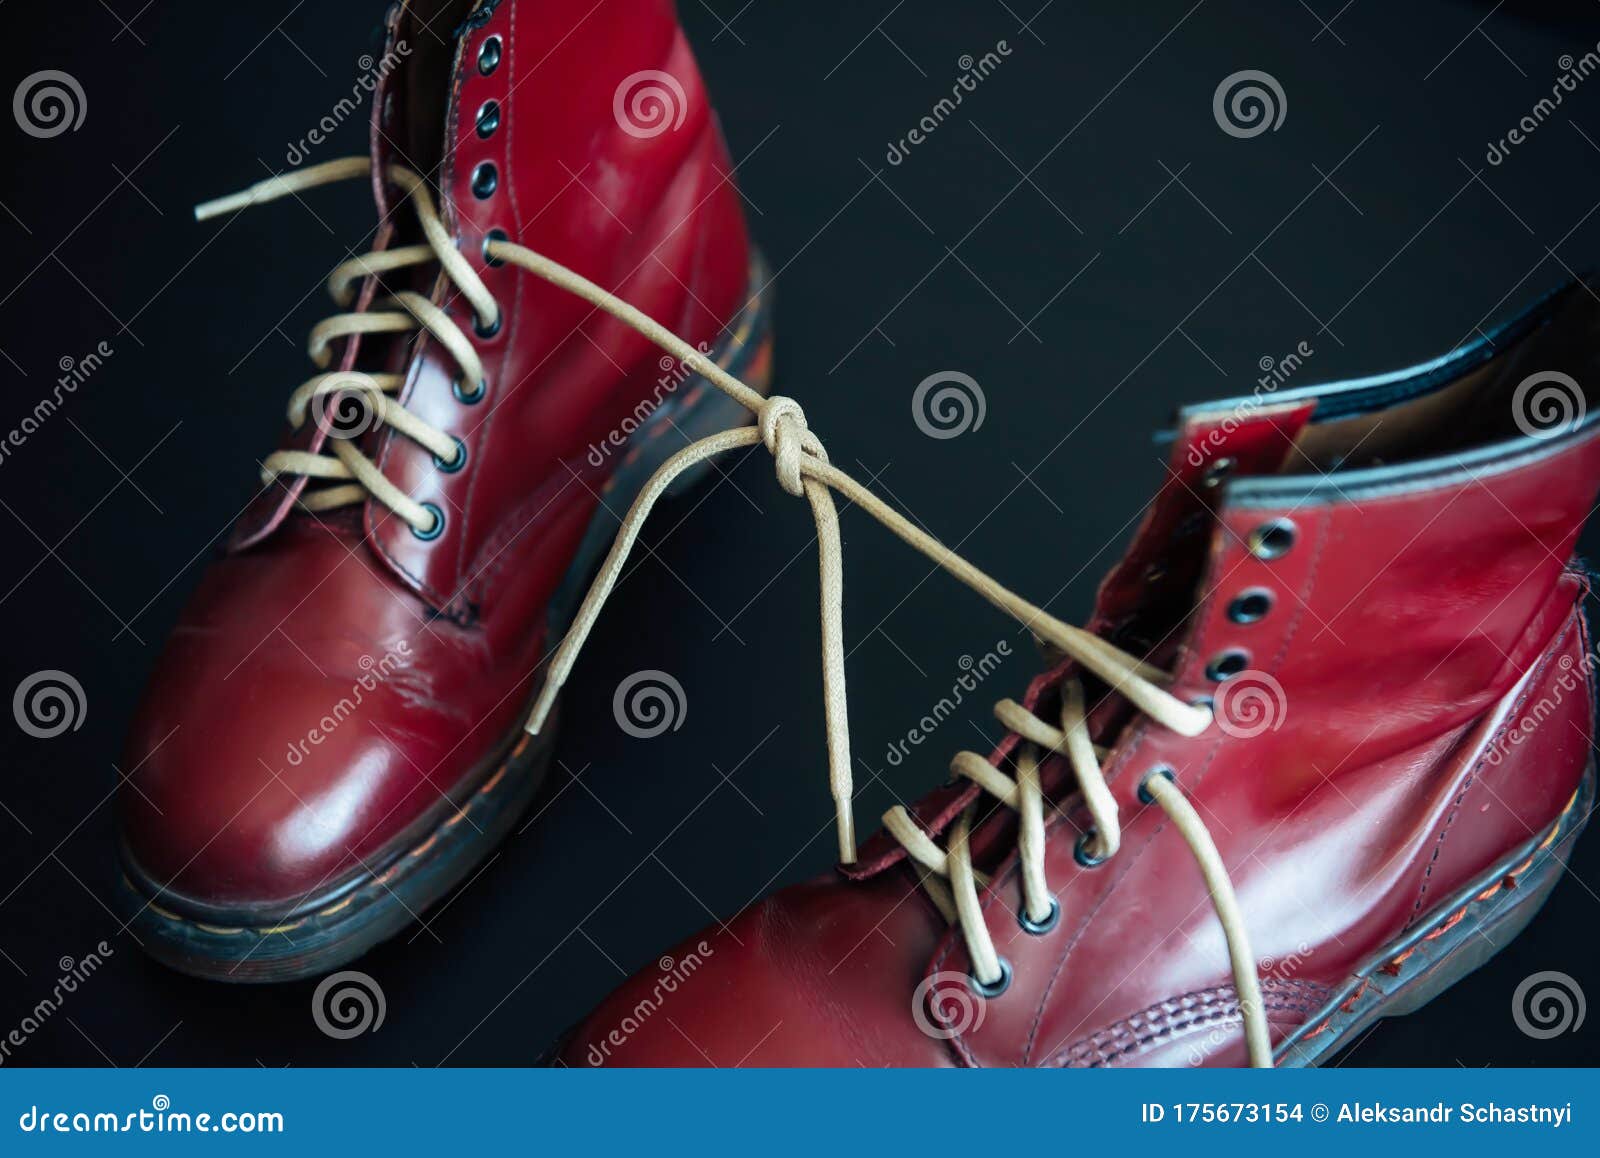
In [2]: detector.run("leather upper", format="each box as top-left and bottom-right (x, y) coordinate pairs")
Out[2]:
(561, 280), (1600, 1066)
(119, 0), (752, 912)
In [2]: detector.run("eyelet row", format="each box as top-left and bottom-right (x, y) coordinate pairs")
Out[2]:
(415, 28), (510, 543)
(1201, 518), (1296, 677)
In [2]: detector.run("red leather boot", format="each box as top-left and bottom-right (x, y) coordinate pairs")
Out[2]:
(551, 280), (1600, 1066)
(115, 0), (769, 981)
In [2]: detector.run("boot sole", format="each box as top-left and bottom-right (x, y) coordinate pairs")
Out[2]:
(116, 252), (775, 983)
(1276, 760), (1594, 1066)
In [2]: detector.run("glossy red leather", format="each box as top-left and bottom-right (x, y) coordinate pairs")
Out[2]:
(118, 0), (751, 913)
(561, 290), (1600, 1066)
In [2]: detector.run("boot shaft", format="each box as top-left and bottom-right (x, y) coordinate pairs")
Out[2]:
(234, 0), (753, 619)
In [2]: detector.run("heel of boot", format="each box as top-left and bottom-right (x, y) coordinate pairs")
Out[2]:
(547, 249), (774, 633)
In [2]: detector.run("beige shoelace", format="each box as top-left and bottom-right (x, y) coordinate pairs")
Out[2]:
(197, 157), (503, 535)
(201, 157), (1271, 1067)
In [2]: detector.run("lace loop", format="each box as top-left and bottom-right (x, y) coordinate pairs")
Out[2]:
(196, 161), (499, 535)
(200, 155), (1270, 1066)
(758, 395), (822, 496)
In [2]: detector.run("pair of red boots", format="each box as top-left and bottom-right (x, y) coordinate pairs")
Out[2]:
(116, 0), (1599, 1067)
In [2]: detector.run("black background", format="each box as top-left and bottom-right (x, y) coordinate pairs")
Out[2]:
(1, 0), (1598, 1067)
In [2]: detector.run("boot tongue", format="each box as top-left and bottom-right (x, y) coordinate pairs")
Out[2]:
(842, 396), (1319, 880)
(370, 0), (481, 209)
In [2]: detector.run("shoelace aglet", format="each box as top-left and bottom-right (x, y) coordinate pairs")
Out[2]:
(194, 189), (257, 222)
(195, 157), (377, 222)
(836, 802), (856, 865)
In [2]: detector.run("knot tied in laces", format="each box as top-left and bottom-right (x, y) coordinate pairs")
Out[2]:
(198, 154), (1267, 1066)
(757, 395), (825, 496)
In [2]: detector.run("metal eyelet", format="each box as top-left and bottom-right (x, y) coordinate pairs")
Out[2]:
(471, 162), (498, 199)
(1201, 456), (1236, 488)
(482, 228), (509, 267)
(477, 36), (501, 75)
(474, 310), (502, 340)
(1018, 898), (1061, 935)
(1074, 830), (1109, 868)
(434, 437), (467, 473)
(475, 99), (501, 139)
(1247, 518), (1296, 560)
(453, 376), (487, 404)
(1227, 588), (1274, 624)
(1205, 649), (1250, 681)
(968, 958), (1013, 999)
(411, 502), (446, 541)
(1138, 766), (1177, 805)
